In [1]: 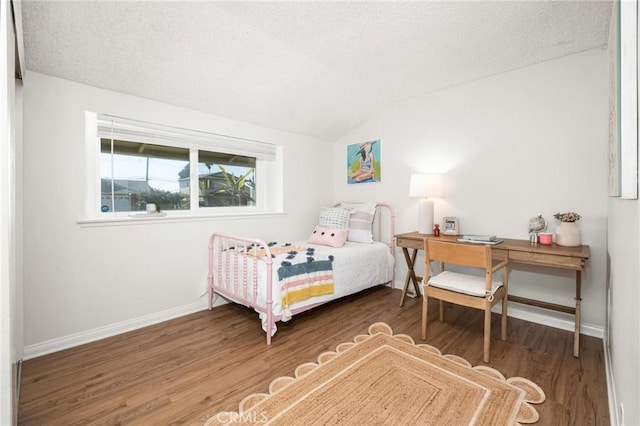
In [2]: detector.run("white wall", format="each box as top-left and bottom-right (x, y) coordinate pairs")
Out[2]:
(606, 3), (640, 422)
(333, 49), (609, 332)
(22, 72), (333, 356)
(607, 200), (639, 425)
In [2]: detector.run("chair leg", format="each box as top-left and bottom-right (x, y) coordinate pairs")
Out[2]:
(483, 307), (491, 363)
(439, 300), (444, 322)
(501, 267), (509, 341)
(501, 295), (508, 341)
(421, 295), (429, 340)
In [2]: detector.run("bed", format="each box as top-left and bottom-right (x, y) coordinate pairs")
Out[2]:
(207, 202), (396, 344)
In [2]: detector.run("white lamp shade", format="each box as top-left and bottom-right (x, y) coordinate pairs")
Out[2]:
(409, 173), (444, 198)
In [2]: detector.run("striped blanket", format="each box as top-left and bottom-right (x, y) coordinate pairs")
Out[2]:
(266, 243), (335, 309)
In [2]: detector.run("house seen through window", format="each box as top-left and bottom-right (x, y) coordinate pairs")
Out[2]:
(195, 150), (256, 208)
(87, 112), (279, 219)
(100, 140), (256, 213)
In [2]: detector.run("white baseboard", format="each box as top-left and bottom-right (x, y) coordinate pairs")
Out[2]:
(23, 301), (208, 360)
(499, 302), (604, 338)
(397, 283), (604, 338)
(604, 338), (619, 426)
(24, 285), (605, 361)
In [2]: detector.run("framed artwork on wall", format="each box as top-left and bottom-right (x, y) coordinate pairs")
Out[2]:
(347, 139), (381, 184)
(608, 0), (620, 197)
(609, 0), (638, 199)
(619, 0), (638, 199)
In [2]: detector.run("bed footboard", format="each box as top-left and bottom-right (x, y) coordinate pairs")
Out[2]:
(208, 233), (275, 344)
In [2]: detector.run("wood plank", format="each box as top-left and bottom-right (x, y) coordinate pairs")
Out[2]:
(509, 295), (576, 314)
(18, 287), (609, 425)
(508, 250), (585, 269)
(396, 236), (423, 250)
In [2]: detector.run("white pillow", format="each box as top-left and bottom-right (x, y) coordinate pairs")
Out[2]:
(318, 207), (352, 229)
(339, 202), (376, 243)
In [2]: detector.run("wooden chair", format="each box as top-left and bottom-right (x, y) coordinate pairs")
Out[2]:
(421, 239), (509, 363)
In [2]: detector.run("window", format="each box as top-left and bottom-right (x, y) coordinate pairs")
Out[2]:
(100, 140), (190, 213)
(85, 112), (282, 219)
(197, 150), (256, 208)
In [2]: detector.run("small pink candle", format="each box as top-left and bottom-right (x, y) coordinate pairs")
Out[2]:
(539, 233), (553, 245)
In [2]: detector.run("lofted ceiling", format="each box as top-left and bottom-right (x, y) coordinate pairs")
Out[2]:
(21, 1), (612, 141)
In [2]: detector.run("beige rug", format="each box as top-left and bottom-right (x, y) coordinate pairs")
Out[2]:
(206, 323), (545, 425)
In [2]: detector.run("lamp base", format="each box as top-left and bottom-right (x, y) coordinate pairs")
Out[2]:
(417, 199), (434, 234)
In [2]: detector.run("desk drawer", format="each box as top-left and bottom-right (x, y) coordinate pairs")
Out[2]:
(508, 251), (584, 270)
(397, 237), (423, 250)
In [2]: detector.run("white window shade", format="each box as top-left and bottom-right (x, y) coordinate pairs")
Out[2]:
(97, 114), (277, 161)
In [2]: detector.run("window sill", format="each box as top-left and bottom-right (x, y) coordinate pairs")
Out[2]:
(77, 211), (286, 227)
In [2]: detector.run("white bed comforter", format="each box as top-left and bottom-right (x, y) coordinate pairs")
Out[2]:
(214, 240), (394, 334)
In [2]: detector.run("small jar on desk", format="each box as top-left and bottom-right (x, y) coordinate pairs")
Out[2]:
(433, 224), (440, 237)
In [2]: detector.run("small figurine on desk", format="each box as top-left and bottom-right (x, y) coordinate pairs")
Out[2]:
(433, 224), (440, 237)
(528, 214), (547, 244)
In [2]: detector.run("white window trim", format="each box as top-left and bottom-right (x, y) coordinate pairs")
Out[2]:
(83, 112), (283, 223)
(77, 211), (287, 227)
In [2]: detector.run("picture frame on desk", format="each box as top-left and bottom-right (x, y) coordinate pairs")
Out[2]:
(442, 217), (459, 235)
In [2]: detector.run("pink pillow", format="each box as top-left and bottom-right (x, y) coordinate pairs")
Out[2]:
(307, 226), (348, 248)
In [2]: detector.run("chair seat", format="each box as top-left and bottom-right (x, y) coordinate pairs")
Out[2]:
(427, 270), (503, 297)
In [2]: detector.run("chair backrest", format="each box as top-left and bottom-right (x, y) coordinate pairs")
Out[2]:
(425, 239), (492, 269)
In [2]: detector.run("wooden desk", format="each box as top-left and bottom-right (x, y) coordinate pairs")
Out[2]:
(395, 232), (590, 357)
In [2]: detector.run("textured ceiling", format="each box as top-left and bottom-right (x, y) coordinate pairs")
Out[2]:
(21, 1), (612, 141)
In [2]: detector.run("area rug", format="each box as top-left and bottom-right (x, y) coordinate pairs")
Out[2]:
(206, 322), (545, 425)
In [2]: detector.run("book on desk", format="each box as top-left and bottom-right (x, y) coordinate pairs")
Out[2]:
(457, 234), (504, 245)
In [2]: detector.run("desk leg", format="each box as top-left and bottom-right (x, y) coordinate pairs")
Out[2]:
(574, 270), (582, 357)
(400, 248), (421, 307)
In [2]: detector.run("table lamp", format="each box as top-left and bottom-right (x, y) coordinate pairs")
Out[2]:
(409, 173), (444, 234)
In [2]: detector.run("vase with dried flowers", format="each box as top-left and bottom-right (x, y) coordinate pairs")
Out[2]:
(553, 212), (582, 247)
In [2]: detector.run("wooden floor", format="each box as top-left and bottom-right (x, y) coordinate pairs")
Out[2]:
(18, 286), (609, 425)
